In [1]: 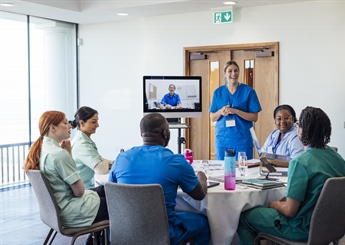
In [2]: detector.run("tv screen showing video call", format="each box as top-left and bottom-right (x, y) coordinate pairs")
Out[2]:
(143, 75), (202, 118)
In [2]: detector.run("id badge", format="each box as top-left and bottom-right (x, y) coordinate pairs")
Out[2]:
(226, 119), (236, 127)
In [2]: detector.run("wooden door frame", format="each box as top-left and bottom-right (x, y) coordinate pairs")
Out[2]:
(183, 42), (279, 159)
(184, 42), (279, 74)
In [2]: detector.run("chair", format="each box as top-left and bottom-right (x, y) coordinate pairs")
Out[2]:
(254, 177), (345, 245)
(330, 146), (338, 152)
(104, 182), (194, 245)
(27, 170), (109, 245)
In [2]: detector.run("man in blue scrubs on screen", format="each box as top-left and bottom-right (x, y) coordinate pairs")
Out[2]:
(160, 84), (182, 109)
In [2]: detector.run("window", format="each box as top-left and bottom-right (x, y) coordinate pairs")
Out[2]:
(0, 11), (77, 186)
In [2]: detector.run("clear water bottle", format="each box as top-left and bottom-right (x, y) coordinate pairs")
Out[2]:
(224, 149), (236, 190)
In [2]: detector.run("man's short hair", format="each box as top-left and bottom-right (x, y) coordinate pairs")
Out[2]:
(140, 113), (167, 134)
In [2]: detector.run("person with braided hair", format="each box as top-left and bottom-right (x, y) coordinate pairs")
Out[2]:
(237, 106), (345, 244)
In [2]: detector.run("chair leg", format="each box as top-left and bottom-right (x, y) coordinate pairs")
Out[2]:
(43, 229), (57, 245)
(103, 228), (108, 245)
(93, 232), (99, 245)
(69, 235), (79, 245)
(253, 236), (265, 245)
(178, 237), (195, 245)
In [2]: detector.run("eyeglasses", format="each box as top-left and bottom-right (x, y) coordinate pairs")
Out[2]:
(275, 116), (292, 123)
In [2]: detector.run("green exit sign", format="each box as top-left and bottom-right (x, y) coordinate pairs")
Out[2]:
(213, 10), (233, 24)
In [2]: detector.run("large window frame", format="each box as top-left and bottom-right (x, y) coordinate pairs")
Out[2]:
(0, 11), (78, 187)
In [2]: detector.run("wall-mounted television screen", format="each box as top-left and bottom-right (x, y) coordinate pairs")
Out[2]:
(143, 75), (202, 119)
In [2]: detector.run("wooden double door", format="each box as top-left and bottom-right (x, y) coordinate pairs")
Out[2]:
(184, 42), (279, 160)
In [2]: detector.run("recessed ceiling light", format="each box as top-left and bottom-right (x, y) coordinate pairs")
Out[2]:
(117, 13), (129, 16)
(223, 1), (237, 5)
(0, 3), (15, 7)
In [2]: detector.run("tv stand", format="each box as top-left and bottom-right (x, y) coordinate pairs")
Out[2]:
(167, 118), (180, 124)
(168, 118), (191, 154)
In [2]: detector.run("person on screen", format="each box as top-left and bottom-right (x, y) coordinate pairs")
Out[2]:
(108, 113), (210, 245)
(23, 111), (109, 245)
(70, 106), (113, 189)
(261, 104), (304, 167)
(237, 106), (345, 244)
(209, 61), (262, 160)
(160, 84), (182, 109)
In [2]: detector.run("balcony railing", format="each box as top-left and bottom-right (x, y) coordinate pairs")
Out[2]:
(0, 142), (31, 188)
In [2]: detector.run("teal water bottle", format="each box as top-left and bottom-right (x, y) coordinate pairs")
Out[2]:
(224, 149), (236, 190)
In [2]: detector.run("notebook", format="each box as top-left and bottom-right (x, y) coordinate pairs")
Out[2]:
(207, 181), (220, 188)
(242, 178), (285, 189)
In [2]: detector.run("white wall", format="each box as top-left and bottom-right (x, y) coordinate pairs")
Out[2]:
(79, 1), (345, 159)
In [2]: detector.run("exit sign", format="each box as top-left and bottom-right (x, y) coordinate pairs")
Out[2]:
(213, 10), (233, 24)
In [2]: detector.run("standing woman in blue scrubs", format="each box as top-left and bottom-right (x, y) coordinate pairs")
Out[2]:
(209, 61), (262, 160)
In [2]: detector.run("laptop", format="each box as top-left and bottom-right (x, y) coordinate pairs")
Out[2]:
(250, 127), (290, 177)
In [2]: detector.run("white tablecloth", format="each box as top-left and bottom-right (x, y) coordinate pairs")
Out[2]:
(175, 160), (286, 245)
(96, 160), (286, 245)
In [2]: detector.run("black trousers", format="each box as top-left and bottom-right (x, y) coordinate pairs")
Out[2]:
(90, 185), (109, 223)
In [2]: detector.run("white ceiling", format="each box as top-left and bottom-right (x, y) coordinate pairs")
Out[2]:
(1, 0), (313, 24)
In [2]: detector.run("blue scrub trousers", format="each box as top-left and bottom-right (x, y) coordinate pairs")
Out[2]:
(170, 212), (210, 245)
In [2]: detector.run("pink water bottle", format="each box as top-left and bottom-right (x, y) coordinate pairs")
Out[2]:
(184, 149), (193, 164)
(224, 149), (236, 190)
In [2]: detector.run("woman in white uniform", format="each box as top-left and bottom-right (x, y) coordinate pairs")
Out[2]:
(70, 106), (113, 188)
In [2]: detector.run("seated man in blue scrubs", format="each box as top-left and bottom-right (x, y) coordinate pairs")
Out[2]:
(108, 113), (210, 245)
(160, 84), (182, 109)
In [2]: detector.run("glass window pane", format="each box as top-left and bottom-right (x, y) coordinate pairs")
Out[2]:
(0, 12), (77, 186)
(0, 12), (29, 145)
(29, 17), (77, 138)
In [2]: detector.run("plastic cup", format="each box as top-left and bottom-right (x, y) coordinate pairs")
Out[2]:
(238, 155), (248, 177)
(202, 160), (210, 180)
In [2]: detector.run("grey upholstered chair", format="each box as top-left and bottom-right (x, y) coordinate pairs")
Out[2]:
(105, 182), (170, 245)
(254, 176), (345, 245)
(104, 182), (194, 245)
(27, 170), (109, 245)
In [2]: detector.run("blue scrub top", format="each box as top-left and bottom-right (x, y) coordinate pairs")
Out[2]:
(160, 93), (181, 107)
(209, 83), (262, 148)
(108, 145), (198, 225)
(261, 125), (304, 158)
